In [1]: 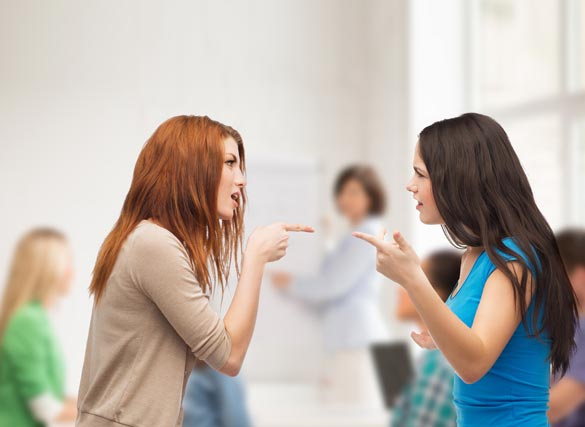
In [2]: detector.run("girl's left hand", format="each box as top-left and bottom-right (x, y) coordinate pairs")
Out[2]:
(411, 330), (437, 350)
(352, 228), (424, 288)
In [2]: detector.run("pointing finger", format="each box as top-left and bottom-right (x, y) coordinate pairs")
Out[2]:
(352, 231), (386, 250)
(283, 224), (315, 233)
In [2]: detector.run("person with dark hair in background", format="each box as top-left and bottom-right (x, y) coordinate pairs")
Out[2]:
(354, 113), (578, 426)
(0, 228), (78, 427)
(272, 164), (389, 407)
(392, 249), (461, 427)
(549, 228), (585, 427)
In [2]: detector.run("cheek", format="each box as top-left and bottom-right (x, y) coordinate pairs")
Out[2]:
(421, 183), (433, 204)
(220, 168), (232, 191)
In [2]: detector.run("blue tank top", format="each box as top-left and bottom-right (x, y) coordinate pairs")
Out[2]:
(445, 238), (551, 427)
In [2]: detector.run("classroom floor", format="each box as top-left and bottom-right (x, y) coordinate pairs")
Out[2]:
(248, 382), (390, 427)
(52, 382), (390, 427)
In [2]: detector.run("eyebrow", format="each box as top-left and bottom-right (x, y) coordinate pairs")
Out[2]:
(225, 152), (238, 160)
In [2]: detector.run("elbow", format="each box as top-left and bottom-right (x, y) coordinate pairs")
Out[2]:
(222, 363), (241, 377)
(458, 367), (488, 385)
(220, 350), (244, 377)
(220, 358), (242, 377)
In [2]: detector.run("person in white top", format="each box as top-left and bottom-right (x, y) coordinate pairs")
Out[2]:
(272, 164), (389, 407)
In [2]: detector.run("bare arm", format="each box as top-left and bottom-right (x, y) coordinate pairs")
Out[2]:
(220, 223), (314, 376)
(405, 263), (527, 383)
(354, 229), (530, 383)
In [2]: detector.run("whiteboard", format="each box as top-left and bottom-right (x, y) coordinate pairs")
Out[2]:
(216, 156), (327, 382)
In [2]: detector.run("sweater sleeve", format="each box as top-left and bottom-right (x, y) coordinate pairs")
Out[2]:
(128, 229), (232, 371)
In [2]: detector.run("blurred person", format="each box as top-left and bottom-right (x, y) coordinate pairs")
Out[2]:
(0, 228), (77, 426)
(392, 249), (461, 427)
(183, 360), (251, 427)
(354, 113), (578, 427)
(272, 164), (389, 407)
(549, 228), (585, 427)
(76, 116), (313, 427)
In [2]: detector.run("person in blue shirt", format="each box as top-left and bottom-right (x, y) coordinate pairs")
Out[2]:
(272, 165), (389, 406)
(354, 113), (578, 427)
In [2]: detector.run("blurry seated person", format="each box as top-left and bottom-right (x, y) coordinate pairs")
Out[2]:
(392, 249), (461, 427)
(183, 359), (251, 427)
(549, 228), (585, 427)
(0, 228), (77, 427)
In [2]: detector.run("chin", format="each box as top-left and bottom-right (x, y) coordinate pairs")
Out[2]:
(419, 214), (440, 225)
(218, 208), (235, 221)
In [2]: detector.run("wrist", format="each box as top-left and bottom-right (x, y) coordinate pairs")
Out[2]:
(403, 268), (430, 292)
(242, 247), (267, 268)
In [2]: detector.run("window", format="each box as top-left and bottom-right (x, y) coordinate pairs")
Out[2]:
(469, 0), (585, 228)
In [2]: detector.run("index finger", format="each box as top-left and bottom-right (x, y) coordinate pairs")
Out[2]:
(283, 224), (315, 233)
(352, 231), (386, 250)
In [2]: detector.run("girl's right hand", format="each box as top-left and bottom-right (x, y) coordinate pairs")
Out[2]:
(246, 223), (314, 263)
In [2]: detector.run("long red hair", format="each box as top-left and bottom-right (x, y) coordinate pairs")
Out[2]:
(90, 115), (246, 303)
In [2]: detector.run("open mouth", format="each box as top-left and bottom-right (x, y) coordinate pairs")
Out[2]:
(231, 192), (240, 208)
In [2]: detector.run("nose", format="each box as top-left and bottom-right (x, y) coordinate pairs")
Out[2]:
(235, 168), (246, 187)
(406, 179), (417, 193)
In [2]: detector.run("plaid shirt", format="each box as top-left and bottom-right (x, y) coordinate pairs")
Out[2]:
(391, 349), (456, 427)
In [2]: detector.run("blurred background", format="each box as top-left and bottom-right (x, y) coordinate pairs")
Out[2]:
(0, 0), (584, 426)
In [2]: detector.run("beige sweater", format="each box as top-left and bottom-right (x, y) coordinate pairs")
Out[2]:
(76, 220), (232, 427)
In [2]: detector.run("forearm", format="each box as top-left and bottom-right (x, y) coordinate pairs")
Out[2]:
(406, 272), (487, 383)
(222, 251), (265, 373)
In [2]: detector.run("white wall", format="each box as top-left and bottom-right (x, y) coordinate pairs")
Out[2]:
(408, 0), (468, 256)
(0, 0), (411, 392)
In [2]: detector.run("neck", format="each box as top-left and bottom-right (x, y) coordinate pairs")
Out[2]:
(350, 215), (367, 227)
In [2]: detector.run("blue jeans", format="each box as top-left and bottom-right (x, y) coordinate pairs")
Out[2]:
(182, 365), (252, 427)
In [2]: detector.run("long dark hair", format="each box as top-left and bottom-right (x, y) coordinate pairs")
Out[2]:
(418, 112), (577, 375)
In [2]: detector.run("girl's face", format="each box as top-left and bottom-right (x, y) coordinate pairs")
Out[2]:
(217, 137), (246, 221)
(406, 143), (444, 225)
(336, 178), (371, 225)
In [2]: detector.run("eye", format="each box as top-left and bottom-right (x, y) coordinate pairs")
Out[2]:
(415, 171), (424, 178)
(225, 160), (236, 167)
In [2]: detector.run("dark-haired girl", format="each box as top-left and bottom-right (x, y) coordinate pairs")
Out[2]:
(354, 113), (578, 427)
